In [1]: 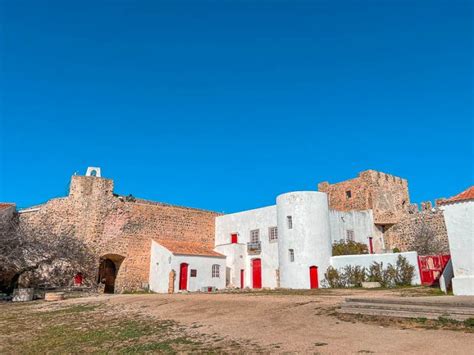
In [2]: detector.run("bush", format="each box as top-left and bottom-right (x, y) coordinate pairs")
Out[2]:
(332, 239), (368, 256)
(394, 255), (415, 286)
(328, 256), (415, 289)
(342, 265), (367, 287)
(324, 266), (344, 288)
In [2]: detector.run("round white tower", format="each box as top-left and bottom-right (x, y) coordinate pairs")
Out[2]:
(276, 191), (332, 289)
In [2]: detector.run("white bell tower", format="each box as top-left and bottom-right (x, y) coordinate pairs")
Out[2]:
(85, 167), (101, 177)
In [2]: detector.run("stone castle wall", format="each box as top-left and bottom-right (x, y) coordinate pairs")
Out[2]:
(19, 175), (219, 292)
(318, 170), (410, 225)
(384, 206), (450, 254)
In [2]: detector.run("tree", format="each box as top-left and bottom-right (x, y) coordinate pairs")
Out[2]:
(0, 211), (96, 293)
(411, 218), (445, 256)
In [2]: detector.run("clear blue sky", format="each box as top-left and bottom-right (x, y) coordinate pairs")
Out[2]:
(0, 0), (472, 212)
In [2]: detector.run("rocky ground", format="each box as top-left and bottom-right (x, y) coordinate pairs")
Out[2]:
(0, 287), (473, 354)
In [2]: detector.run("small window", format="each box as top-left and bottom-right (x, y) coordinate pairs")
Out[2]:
(289, 249), (295, 262)
(231, 233), (238, 244)
(287, 216), (293, 229)
(346, 190), (352, 199)
(269, 227), (278, 242)
(212, 264), (220, 278)
(190, 269), (197, 277)
(250, 229), (260, 243)
(346, 230), (355, 241)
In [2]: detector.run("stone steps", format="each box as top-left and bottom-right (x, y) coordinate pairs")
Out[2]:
(338, 297), (474, 321)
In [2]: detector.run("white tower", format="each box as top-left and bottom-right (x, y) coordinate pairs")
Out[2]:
(277, 191), (332, 289)
(85, 167), (101, 177)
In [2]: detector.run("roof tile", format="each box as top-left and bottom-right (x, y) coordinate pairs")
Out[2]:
(440, 186), (474, 205)
(154, 239), (225, 258)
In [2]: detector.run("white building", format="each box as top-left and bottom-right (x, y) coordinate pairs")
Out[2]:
(149, 240), (226, 293)
(439, 186), (474, 296)
(214, 191), (405, 289)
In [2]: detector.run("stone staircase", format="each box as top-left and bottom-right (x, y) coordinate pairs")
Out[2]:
(339, 297), (474, 321)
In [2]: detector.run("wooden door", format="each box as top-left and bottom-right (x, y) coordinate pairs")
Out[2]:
(309, 266), (318, 289)
(179, 263), (188, 290)
(252, 259), (262, 289)
(240, 269), (244, 289)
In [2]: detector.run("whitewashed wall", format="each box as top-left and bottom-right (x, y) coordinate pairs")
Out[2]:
(214, 243), (246, 287)
(330, 251), (421, 285)
(149, 241), (173, 293)
(149, 241), (226, 293)
(215, 205), (279, 288)
(277, 191), (332, 289)
(173, 254), (226, 292)
(440, 201), (474, 295)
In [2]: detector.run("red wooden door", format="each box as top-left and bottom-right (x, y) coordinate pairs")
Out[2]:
(252, 259), (262, 289)
(368, 237), (374, 254)
(231, 234), (238, 244)
(179, 263), (188, 290)
(240, 269), (244, 289)
(418, 255), (451, 286)
(309, 266), (318, 289)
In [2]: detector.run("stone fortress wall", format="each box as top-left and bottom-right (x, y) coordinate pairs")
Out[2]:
(19, 174), (219, 292)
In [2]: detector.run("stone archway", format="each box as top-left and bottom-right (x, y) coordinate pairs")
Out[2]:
(98, 254), (125, 294)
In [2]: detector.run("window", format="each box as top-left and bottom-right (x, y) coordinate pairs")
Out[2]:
(346, 230), (355, 241)
(250, 229), (260, 243)
(289, 249), (295, 262)
(346, 190), (352, 199)
(190, 269), (197, 277)
(269, 227), (278, 242)
(231, 233), (238, 244)
(212, 264), (220, 278)
(287, 216), (293, 229)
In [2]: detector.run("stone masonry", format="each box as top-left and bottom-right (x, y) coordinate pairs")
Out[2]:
(319, 170), (449, 254)
(318, 170), (410, 225)
(19, 174), (219, 292)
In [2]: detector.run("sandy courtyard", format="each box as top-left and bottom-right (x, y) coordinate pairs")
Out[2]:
(57, 289), (474, 354)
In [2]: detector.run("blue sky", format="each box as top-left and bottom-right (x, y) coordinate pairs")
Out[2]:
(0, 0), (472, 212)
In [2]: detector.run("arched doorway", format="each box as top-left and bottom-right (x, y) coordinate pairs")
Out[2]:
(252, 258), (262, 289)
(309, 266), (319, 289)
(98, 254), (125, 294)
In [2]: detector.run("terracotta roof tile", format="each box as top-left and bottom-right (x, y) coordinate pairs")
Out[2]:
(0, 203), (15, 210)
(154, 239), (225, 258)
(440, 186), (474, 205)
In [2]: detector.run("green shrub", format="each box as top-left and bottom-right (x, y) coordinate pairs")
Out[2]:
(324, 266), (344, 288)
(342, 265), (367, 287)
(332, 239), (368, 256)
(392, 247), (401, 253)
(394, 255), (415, 286)
(326, 256), (415, 289)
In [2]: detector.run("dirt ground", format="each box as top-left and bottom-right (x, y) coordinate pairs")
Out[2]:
(1, 288), (474, 354)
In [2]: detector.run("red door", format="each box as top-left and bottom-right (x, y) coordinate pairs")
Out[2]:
(231, 234), (238, 244)
(309, 266), (318, 289)
(418, 255), (451, 286)
(179, 263), (188, 290)
(368, 237), (374, 254)
(252, 259), (262, 289)
(240, 269), (244, 289)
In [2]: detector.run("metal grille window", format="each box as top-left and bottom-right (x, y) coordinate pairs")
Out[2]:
(287, 216), (293, 229)
(346, 230), (355, 241)
(212, 264), (220, 278)
(190, 269), (197, 277)
(250, 229), (260, 243)
(269, 227), (278, 241)
(289, 249), (295, 262)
